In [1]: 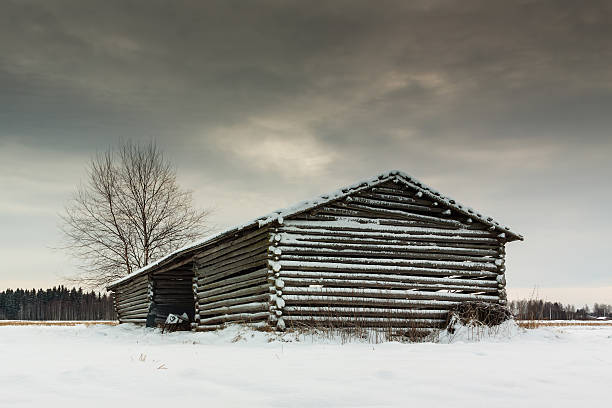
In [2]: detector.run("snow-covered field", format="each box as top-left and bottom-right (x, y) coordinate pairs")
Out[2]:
(1, 323), (610, 407)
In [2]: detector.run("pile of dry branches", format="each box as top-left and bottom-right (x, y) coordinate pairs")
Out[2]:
(445, 301), (512, 332)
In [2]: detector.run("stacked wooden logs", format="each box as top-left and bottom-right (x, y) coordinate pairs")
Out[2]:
(496, 236), (507, 304)
(111, 178), (512, 334)
(273, 181), (506, 333)
(151, 268), (194, 325)
(112, 274), (151, 324)
(191, 270), (199, 330)
(268, 229), (285, 330)
(193, 227), (272, 331)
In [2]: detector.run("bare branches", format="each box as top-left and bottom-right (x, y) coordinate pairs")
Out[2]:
(61, 141), (209, 289)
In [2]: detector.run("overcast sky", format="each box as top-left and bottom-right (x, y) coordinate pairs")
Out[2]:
(1, 0), (611, 304)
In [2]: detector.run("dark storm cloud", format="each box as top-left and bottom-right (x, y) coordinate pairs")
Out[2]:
(1, 0), (611, 298)
(2, 1), (608, 145)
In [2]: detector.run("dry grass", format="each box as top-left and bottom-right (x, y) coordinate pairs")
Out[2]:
(282, 318), (436, 344)
(0, 321), (118, 327)
(518, 320), (612, 328)
(5, 320), (610, 330)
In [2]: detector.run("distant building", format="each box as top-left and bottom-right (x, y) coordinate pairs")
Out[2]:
(107, 170), (523, 333)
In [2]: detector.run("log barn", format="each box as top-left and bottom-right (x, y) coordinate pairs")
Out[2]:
(107, 170), (523, 333)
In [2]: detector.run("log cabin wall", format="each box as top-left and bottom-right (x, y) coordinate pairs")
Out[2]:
(108, 171), (518, 333)
(193, 226), (273, 331)
(151, 267), (195, 325)
(112, 274), (152, 324)
(271, 180), (507, 333)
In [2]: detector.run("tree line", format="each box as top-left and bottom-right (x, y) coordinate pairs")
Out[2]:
(2, 286), (610, 322)
(508, 299), (612, 320)
(0, 286), (116, 321)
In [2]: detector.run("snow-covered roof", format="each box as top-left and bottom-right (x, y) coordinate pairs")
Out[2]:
(107, 170), (523, 290)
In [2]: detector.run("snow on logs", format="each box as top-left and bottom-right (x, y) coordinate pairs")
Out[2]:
(270, 187), (508, 331)
(112, 177), (513, 332)
(280, 227), (499, 245)
(192, 273), (199, 328)
(193, 180), (508, 332)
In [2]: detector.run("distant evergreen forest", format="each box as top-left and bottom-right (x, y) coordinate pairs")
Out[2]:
(1, 286), (610, 322)
(0, 286), (116, 320)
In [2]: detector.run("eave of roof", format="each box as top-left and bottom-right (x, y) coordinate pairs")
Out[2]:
(107, 170), (523, 290)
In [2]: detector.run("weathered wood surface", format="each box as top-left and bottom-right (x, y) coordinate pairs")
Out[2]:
(283, 315), (447, 329)
(281, 286), (499, 302)
(194, 226), (272, 330)
(113, 280), (149, 295)
(199, 268), (268, 290)
(283, 306), (448, 318)
(197, 283), (270, 304)
(152, 270), (195, 324)
(282, 295), (450, 309)
(116, 305), (150, 315)
(198, 293), (270, 312)
(272, 181), (507, 331)
(198, 257), (268, 285)
(275, 263), (498, 278)
(198, 311), (269, 325)
(194, 228), (269, 265)
(114, 292), (150, 307)
(275, 246), (498, 262)
(110, 179), (510, 332)
(198, 301), (270, 317)
(281, 227), (498, 245)
(113, 275), (151, 323)
(281, 277), (498, 293)
(279, 270), (497, 287)
(281, 232), (500, 251)
(284, 220), (492, 236)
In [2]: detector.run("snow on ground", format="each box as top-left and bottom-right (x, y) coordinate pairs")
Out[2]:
(1, 323), (611, 407)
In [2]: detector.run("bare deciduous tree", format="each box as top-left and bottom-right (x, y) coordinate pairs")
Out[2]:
(61, 141), (209, 288)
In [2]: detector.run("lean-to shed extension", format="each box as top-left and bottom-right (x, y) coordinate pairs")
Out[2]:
(107, 170), (523, 332)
